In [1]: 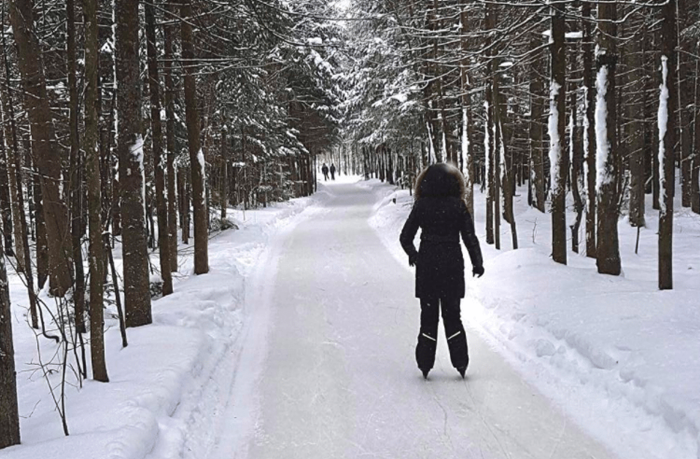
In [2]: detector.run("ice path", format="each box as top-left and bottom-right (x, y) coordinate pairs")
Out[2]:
(210, 182), (616, 459)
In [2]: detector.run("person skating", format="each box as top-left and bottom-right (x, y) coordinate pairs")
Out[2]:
(399, 163), (484, 379)
(321, 163), (329, 181)
(330, 163), (336, 180)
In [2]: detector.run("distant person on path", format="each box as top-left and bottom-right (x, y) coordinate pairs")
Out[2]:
(400, 163), (484, 380)
(322, 163), (329, 181)
(330, 164), (336, 180)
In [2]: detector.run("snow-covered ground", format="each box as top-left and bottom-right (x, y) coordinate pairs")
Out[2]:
(4, 188), (333, 459)
(6, 174), (699, 459)
(366, 178), (700, 459)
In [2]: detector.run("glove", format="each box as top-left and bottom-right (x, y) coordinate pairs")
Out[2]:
(409, 253), (418, 267)
(472, 265), (484, 278)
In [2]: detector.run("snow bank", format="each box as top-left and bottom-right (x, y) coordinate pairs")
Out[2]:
(5, 188), (330, 459)
(364, 178), (700, 459)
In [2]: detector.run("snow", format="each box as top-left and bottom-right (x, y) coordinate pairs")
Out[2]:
(595, 65), (611, 192)
(7, 177), (700, 459)
(484, 100), (490, 189)
(426, 122), (436, 164)
(367, 179), (700, 459)
(583, 85), (590, 181)
(461, 107), (469, 181)
(4, 190), (331, 459)
(658, 56), (669, 215)
(548, 81), (561, 191)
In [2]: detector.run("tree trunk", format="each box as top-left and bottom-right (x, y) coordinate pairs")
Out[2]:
(627, 13), (646, 228)
(9, 0), (73, 296)
(658, 0), (677, 290)
(0, 235), (20, 449)
(163, 0), (179, 271)
(582, 0), (596, 258)
(67, 0), (86, 332)
(550, 4), (567, 265)
(221, 124), (228, 219)
(145, 0), (173, 295)
(84, 0), (109, 381)
(181, 0), (209, 275)
(529, 43), (546, 213)
(0, 133), (12, 256)
(595, 0), (621, 276)
(116, 0), (152, 327)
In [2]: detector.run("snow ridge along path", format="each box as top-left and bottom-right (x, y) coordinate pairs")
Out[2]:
(210, 180), (615, 459)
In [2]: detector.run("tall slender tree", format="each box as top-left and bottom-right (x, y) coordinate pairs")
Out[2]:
(181, 0), (209, 275)
(145, 0), (173, 295)
(116, 0), (152, 326)
(550, 3), (567, 265)
(0, 236), (20, 449)
(595, 0), (621, 275)
(658, 0), (677, 290)
(84, 0), (109, 381)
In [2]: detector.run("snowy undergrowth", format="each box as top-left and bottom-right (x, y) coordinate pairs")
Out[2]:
(365, 178), (700, 459)
(5, 190), (329, 459)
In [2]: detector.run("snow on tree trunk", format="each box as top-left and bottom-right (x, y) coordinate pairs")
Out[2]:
(549, 5), (567, 265)
(594, 0), (621, 276)
(658, 0), (677, 291)
(182, 0), (209, 275)
(116, 0), (152, 327)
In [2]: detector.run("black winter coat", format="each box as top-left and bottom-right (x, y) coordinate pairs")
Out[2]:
(400, 197), (483, 299)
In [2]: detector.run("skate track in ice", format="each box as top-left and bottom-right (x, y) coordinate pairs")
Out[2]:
(209, 180), (617, 459)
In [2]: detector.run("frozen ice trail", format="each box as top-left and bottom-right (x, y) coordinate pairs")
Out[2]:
(210, 182), (617, 459)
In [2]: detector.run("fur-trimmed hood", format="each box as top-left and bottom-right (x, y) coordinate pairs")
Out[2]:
(414, 163), (466, 200)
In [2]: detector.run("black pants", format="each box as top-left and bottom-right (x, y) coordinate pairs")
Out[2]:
(415, 297), (469, 371)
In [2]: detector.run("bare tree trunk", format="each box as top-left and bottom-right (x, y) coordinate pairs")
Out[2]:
(0, 134), (12, 256)
(181, 0), (209, 275)
(550, 4), (567, 265)
(145, 0), (173, 295)
(628, 13), (646, 228)
(67, 0), (87, 332)
(116, 0), (152, 327)
(163, 0), (179, 272)
(221, 124), (228, 219)
(595, 0), (621, 276)
(529, 45), (546, 213)
(9, 0), (73, 296)
(0, 235), (20, 449)
(84, 0), (109, 381)
(658, 0), (677, 290)
(582, 0), (596, 258)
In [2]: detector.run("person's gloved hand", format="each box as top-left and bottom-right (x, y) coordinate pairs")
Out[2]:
(409, 253), (418, 267)
(472, 265), (484, 278)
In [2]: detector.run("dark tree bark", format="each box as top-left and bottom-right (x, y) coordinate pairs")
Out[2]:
(0, 127), (13, 256)
(0, 236), (20, 449)
(595, 0), (621, 276)
(145, 0), (173, 295)
(84, 0), (109, 381)
(67, 0), (86, 333)
(582, 0), (596, 258)
(658, 0), (677, 290)
(9, 0), (74, 296)
(163, 0), (179, 272)
(181, 0), (209, 275)
(116, 0), (152, 327)
(550, 4), (567, 265)
(627, 14), (646, 228)
(529, 44), (546, 213)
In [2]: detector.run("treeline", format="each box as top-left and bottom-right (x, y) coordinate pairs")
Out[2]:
(0, 0), (343, 448)
(343, 0), (697, 289)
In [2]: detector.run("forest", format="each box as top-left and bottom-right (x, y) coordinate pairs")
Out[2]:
(1, 0), (698, 451)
